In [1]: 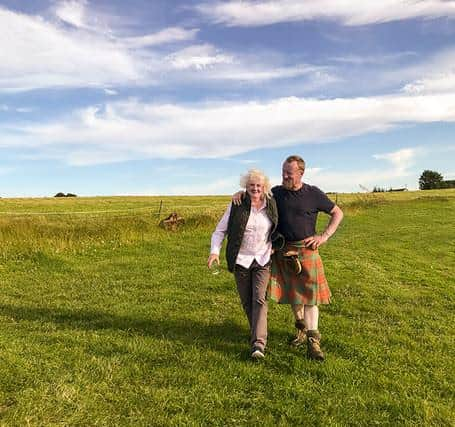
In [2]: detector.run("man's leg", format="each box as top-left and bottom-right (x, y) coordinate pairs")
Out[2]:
(304, 305), (325, 361)
(290, 304), (307, 346)
(304, 305), (318, 330)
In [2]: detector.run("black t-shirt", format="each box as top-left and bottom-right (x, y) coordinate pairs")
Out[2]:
(272, 184), (335, 241)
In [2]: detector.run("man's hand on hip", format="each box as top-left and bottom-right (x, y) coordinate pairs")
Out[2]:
(303, 234), (328, 250)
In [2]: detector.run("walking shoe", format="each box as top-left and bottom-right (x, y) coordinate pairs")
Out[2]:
(251, 347), (265, 360)
(307, 330), (325, 361)
(289, 319), (307, 347)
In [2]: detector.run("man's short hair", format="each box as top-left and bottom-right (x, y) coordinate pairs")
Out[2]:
(285, 155), (305, 172)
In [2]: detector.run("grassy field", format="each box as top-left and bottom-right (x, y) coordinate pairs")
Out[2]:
(0, 190), (454, 426)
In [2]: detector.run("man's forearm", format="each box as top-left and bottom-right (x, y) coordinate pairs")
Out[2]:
(322, 206), (343, 240)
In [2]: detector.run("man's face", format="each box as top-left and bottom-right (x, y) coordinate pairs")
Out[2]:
(282, 161), (303, 190)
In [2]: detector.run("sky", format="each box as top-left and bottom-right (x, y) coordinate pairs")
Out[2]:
(1, 0), (455, 197)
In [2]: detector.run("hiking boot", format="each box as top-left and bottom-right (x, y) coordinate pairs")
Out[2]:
(251, 347), (265, 360)
(307, 330), (325, 361)
(289, 319), (307, 347)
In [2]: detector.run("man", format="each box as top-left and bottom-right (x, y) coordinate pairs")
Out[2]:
(234, 155), (343, 360)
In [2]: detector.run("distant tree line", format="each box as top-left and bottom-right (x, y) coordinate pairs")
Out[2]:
(372, 186), (407, 193)
(55, 192), (77, 197)
(419, 170), (455, 190)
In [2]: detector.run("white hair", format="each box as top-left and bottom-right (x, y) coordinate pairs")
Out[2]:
(239, 168), (272, 199)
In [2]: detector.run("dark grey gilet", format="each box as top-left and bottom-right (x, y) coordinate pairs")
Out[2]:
(225, 194), (279, 273)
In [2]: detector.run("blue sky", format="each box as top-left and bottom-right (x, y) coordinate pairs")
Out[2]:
(1, 0), (455, 196)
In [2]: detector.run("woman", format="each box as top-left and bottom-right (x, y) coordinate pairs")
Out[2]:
(207, 169), (279, 359)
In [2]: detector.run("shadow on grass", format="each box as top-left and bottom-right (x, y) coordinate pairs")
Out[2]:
(0, 304), (289, 360)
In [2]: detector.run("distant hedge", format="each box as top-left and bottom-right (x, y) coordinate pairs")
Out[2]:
(54, 193), (77, 197)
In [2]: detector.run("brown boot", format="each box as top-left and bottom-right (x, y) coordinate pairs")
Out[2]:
(307, 330), (325, 361)
(290, 319), (307, 347)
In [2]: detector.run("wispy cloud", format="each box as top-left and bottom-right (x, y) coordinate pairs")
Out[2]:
(122, 27), (199, 48)
(2, 91), (455, 166)
(0, 4), (334, 92)
(15, 107), (34, 113)
(398, 48), (455, 94)
(196, 0), (455, 27)
(331, 51), (417, 66)
(373, 148), (420, 173)
(166, 44), (234, 70)
(0, 5), (149, 92)
(0, 4), (202, 92)
(323, 46), (455, 97)
(0, 104), (33, 113)
(54, 0), (89, 29)
(103, 88), (118, 96)
(403, 72), (455, 94)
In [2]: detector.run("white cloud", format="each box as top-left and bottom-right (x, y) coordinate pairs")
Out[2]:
(103, 88), (118, 96)
(196, 0), (455, 27)
(54, 0), (89, 29)
(397, 48), (455, 94)
(0, 6), (152, 92)
(207, 64), (337, 83)
(403, 72), (455, 94)
(373, 148), (420, 173)
(0, 104), (32, 113)
(54, 0), (199, 45)
(122, 27), (199, 48)
(163, 44), (337, 85)
(166, 44), (234, 70)
(331, 51), (417, 66)
(0, 5), (205, 92)
(2, 91), (455, 166)
(0, 4), (319, 92)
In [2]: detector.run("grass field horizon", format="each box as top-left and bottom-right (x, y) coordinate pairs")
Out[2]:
(0, 189), (453, 425)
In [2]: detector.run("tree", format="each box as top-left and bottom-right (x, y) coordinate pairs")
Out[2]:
(419, 170), (443, 190)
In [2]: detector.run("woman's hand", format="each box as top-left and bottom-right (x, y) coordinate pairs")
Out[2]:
(232, 191), (245, 206)
(207, 253), (220, 269)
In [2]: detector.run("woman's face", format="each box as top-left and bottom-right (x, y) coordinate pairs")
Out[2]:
(246, 177), (265, 199)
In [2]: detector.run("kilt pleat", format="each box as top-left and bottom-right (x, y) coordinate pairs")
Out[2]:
(268, 242), (331, 305)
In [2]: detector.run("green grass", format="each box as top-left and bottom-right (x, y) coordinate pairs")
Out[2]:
(0, 190), (454, 426)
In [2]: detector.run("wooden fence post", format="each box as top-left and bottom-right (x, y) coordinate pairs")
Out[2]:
(158, 200), (163, 221)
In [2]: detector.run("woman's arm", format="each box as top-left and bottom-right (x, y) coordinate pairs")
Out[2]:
(207, 204), (231, 267)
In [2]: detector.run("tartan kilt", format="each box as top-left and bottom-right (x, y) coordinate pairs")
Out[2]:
(268, 242), (331, 305)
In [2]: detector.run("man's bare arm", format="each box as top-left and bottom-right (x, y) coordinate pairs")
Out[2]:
(232, 190), (245, 206)
(303, 205), (344, 249)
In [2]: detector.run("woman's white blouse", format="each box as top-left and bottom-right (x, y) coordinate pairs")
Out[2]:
(210, 201), (272, 269)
